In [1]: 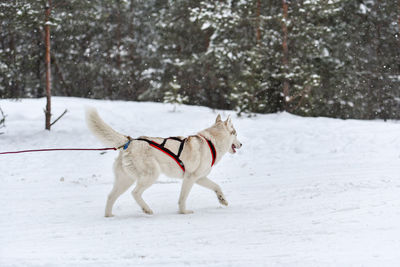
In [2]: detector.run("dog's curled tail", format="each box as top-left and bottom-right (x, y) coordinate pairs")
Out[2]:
(85, 107), (128, 148)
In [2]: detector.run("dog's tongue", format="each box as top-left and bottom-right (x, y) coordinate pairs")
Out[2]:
(232, 144), (236, 153)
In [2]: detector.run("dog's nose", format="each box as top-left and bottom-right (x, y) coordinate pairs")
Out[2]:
(239, 143), (242, 148)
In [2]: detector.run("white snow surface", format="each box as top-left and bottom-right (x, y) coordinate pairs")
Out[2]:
(1, 97), (400, 267)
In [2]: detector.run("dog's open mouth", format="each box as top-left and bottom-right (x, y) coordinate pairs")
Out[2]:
(231, 144), (237, 153)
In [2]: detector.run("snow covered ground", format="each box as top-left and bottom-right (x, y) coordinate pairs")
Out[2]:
(1, 97), (400, 267)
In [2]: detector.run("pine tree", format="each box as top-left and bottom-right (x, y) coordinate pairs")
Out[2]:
(153, 0), (210, 106)
(163, 76), (188, 112)
(0, 1), (42, 98)
(191, 0), (272, 114)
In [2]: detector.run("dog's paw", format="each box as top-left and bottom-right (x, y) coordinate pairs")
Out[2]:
(105, 213), (114, 218)
(218, 195), (228, 206)
(142, 207), (154, 215)
(219, 199), (228, 206)
(179, 209), (194, 214)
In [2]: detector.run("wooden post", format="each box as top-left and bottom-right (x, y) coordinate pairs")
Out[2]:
(256, 0), (261, 45)
(44, 0), (52, 130)
(281, 0), (290, 110)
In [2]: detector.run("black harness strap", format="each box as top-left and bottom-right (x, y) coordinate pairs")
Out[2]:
(205, 138), (216, 166)
(136, 137), (186, 172)
(160, 139), (167, 147)
(159, 137), (186, 158)
(177, 140), (185, 158)
(167, 137), (183, 142)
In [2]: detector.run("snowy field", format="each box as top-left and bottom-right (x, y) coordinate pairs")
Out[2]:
(1, 97), (400, 267)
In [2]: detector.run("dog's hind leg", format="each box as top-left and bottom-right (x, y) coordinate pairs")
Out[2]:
(105, 160), (134, 217)
(196, 177), (228, 206)
(130, 167), (159, 215)
(131, 180), (156, 215)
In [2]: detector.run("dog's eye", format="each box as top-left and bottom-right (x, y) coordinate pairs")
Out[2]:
(231, 130), (236, 135)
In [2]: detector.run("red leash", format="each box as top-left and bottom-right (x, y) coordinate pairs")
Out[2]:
(0, 147), (117, 155)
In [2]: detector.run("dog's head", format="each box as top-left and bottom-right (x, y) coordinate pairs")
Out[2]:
(215, 114), (242, 154)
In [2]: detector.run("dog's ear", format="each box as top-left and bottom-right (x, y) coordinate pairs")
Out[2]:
(225, 115), (232, 126)
(215, 114), (222, 123)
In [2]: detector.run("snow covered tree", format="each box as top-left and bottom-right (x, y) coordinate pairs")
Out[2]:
(0, 1), (42, 98)
(277, 0), (346, 116)
(309, 0), (400, 119)
(163, 76), (188, 112)
(190, 0), (276, 114)
(1, 0), (399, 120)
(344, 0), (400, 119)
(153, 1), (214, 107)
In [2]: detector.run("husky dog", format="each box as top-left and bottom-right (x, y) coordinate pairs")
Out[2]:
(86, 108), (242, 216)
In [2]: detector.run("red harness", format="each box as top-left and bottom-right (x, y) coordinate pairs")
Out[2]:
(126, 135), (216, 172)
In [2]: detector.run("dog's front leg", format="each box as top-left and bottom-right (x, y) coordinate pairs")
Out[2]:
(196, 177), (228, 206)
(178, 176), (197, 214)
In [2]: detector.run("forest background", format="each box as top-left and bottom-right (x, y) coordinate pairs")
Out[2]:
(1, 0), (399, 119)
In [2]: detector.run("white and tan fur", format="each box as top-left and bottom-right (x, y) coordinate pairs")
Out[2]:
(86, 108), (242, 216)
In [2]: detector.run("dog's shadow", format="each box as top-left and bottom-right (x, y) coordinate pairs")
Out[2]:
(106, 205), (228, 221)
